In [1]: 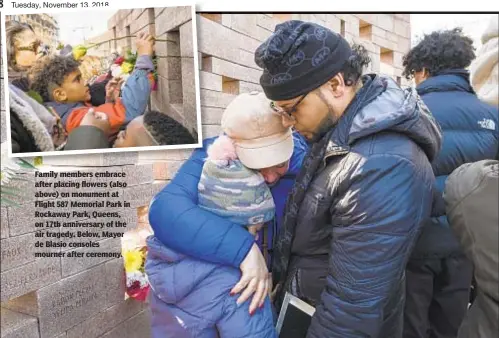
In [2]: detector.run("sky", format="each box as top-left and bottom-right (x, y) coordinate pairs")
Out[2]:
(411, 14), (497, 49)
(53, 10), (115, 45)
(53, 12), (498, 48)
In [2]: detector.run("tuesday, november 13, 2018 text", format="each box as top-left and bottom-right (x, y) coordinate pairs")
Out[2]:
(10, 1), (110, 9)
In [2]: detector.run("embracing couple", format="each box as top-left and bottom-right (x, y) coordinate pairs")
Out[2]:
(145, 20), (442, 338)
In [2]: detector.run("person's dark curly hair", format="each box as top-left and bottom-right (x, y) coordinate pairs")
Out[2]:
(29, 55), (80, 102)
(144, 110), (196, 145)
(402, 28), (476, 79)
(341, 43), (371, 86)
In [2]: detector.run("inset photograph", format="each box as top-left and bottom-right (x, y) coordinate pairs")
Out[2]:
(3, 6), (201, 156)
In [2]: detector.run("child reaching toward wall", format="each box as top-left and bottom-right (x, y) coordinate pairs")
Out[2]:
(28, 32), (155, 136)
(145, 135), (277, 338)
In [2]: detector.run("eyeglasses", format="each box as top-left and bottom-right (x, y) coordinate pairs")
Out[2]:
(270, 92), (309, 117)
(17, 40), (43, 53)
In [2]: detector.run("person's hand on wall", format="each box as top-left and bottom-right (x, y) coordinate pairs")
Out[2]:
(80, 109), (111, 135)
(230, 243), (270, 315)
(136, 32), (155, 56)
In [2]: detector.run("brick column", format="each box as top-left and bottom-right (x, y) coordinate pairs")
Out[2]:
(180, 20), (198, 138)
(152, 6), (194, 136)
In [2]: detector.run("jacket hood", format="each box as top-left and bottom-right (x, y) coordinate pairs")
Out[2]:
(416, 70), (475, 96)
(145, 236), (217, 304)
(9, 84), (55, 152)
(330, 74), (442, 162)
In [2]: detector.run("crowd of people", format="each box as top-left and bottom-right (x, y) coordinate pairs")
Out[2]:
(5, 20), (196, 153)
(145, 16), (498, 338)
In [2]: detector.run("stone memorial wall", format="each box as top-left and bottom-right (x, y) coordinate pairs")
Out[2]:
(196, 13), (412, 138)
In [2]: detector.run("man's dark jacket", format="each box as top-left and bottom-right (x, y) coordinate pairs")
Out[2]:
(278, 75), (442, 337)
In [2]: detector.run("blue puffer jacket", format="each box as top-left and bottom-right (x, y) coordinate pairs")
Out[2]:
(411, 70), (499, 258)
(146, 133), (307, 337)
(145, 236), (277, 338)
(148, 132), (308, 267)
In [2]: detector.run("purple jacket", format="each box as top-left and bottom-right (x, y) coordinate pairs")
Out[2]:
(146, 236), (277, 338)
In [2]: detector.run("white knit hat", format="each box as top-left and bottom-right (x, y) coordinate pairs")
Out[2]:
(221, 92), (294, 169)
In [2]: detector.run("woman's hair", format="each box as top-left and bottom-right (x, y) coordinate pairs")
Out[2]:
(340, 43), (371, 86)
(5, 20), (35, 72)
(402, 28), (476, 79)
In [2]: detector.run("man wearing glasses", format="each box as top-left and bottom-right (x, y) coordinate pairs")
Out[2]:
(255, 20), (443, 337)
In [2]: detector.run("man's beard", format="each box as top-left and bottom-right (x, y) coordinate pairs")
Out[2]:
(308, 90), (341, 144)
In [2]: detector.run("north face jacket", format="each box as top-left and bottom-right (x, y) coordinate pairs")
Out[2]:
(411, 70), (499, 259)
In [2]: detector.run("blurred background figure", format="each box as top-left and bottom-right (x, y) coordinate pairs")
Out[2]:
(444, 160), (498, 338)
(443, 14), (499, 338)
(470, 15), (498, 106)
(402, 27), (498, 338)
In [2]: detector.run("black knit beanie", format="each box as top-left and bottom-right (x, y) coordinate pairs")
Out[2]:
(255, 20), (352, 101)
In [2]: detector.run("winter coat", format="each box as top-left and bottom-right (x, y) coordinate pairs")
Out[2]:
(9, 84), (57, 153)
(145, 236), (277, 338)
(411, 70), (499, 259)
(279, 75), (442, 338)
(444, 160), (499, 338)
(46, 55), (154, 134)
(147, 132), (308, 268)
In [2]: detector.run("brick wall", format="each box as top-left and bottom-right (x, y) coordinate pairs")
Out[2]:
(84, 30), (115, 58)
(0, 156), (173, 338)
(197, 13), (412, 139)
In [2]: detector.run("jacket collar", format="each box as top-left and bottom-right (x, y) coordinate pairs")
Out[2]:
(416, 69), (475, 96)
(320, 73), (442, 165)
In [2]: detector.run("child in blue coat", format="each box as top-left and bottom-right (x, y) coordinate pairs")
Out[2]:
(146, 135), (277, 338)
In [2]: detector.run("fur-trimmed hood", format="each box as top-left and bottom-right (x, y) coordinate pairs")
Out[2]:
(9, 84), (55, 152)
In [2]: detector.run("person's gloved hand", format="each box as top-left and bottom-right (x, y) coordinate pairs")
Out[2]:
(80, 109), (111, 135)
